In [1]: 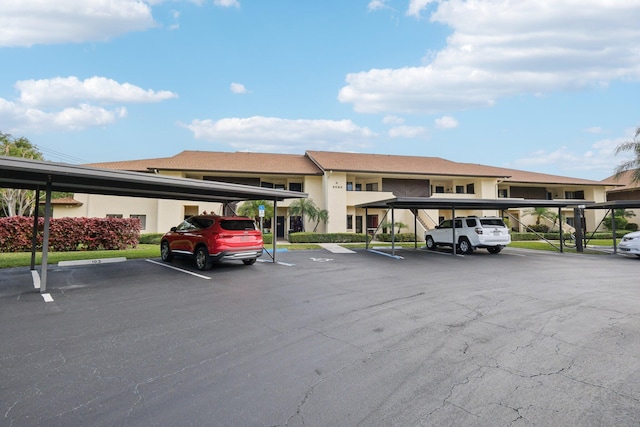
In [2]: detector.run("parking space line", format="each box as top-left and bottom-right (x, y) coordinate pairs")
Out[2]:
(145, 259), (212, 279)
(31, 270), (41, 289)
(41, 293), (54, 303)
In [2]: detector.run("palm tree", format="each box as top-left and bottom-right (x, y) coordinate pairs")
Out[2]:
(523, 207), (556, 226)
(312, 209), (329, 232)
(288, 198), (318, 232)
(614, 126), (640, 185)
(237, 199), (273, 223)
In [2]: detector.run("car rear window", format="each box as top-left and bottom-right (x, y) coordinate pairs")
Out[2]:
(479, 218), (506, 227)
(220, 220), (256, 231)
(191, 217), (214, 229)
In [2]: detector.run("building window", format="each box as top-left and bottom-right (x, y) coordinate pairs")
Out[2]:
(498, 189), (508, 198)
(565, 190), (585, 199)
(366, 183), (378, 191)
(130, 214), (147, 230)
(356, 216), (363, 233)
(261, 181), (274, 188)
(466, 183), (475, 194)
(289, 182), (303, 192)
(275, 183), (286, 190)
(456, 185), (465, 194)
(346, 215), (353, 230)
(106, 214), (123, 218)
(435, 186), (445, 193)
(355, 183), (362, 191)
(346, 182), (353, 191)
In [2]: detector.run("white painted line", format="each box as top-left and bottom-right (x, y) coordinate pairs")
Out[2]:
(31, 270), (41, 289)
(145, 259), (212, 279)
(368, 249), (404, 260)
(277, 261), (295, 267)
(257, 259), (295, 266)
(59, 257), (127, 267)
(41, 293), (54, 302)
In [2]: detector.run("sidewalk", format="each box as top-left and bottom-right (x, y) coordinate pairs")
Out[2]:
(318, 243), (356, 254)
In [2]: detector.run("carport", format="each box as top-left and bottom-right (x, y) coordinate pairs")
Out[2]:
(585, 200), (640, 254)
(0, 156), (307, 292)
(358, 197), (593, 256)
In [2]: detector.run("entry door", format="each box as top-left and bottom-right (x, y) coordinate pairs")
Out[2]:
(356, 216), (363, 233)
(276, 216), (285, 238)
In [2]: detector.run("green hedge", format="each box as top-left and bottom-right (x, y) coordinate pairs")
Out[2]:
(288, 232), (371, 243)
(139, 233), (164, 244)
(375, 233), (421, 242)
(510, 231), (628, 241)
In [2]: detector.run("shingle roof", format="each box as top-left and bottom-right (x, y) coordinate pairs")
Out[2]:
(85, 149), (613, 187)
(603, 170), (640, 192)
(306, 150), (609, 186)
(87, 151), (322, 175)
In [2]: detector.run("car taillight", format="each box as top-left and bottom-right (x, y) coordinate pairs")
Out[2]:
(475, 227), (483, 235)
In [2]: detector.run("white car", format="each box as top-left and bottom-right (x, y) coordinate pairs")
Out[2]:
(425, 216), (511, 254)
(618, 231), (640, 257)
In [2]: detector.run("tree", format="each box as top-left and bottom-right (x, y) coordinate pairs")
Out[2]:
(288, 198), (318, 232)
(1, 132), (44, 217)
(614, 126), (640, 185)
(312, 209), (329, 232)
(523, 207), (556, 226)
(237, 200), (274, 223)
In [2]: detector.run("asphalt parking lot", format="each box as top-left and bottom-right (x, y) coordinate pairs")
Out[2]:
(1, 247), (640, 426)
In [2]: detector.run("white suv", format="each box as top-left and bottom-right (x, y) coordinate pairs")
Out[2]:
(425, 216), (511, 254)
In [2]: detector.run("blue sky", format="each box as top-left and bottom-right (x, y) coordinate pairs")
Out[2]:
(1, 0), (639, 180)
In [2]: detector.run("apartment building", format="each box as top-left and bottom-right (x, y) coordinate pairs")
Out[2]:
(53, 150), (614, 236)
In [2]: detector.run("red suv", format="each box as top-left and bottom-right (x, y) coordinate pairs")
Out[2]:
(160, 215), (263, 270)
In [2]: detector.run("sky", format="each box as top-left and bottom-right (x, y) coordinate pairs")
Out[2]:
(1, 0), (639, 181)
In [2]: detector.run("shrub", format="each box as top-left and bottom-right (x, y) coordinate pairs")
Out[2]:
(375, 233), (420, 242)
(288, 232), (371, 243)
(527, 224), (550, 233)
(0, 216), (140, 252)
(626, 223), (638, 231)
(139, 233), (164, 244)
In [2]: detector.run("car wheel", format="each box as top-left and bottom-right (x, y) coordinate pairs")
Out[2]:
(487, 246), (502, 254)
(194, 246), (212, 271)
(458, 237), (473, 254)
(426, 236), (436, 250)
(243, 258), (256, 265)
(161, 240), (173, 262)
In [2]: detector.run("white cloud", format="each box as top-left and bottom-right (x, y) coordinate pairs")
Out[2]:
(368, 0), (389, 12)
(16, 77), (177, 108)
(0, 76), (176, 131)
(388, 125), (427, 138)
(230, 82), (249, 94)
(511, 134), (635, 179)
(584, 126), (604, 134)
(0, 0), (156, 47)
(214, 0), (240, 8)
(406, 0), (437, 18)
(434, 115), (458, 129)
(339, 1), (640, 114)
(184, 116), (376, 152)
(382, 115), (405, 125)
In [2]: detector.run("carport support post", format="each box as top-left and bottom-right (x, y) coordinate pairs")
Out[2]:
(365, 207), (369, 250)
(30, 187), (40, 270)
(558, 207), (564, 253)
(40, 180), (52, 293)
(452, 206), (457, 255)
(391, 206), (396, 256)
(611, 208), (617, 254)
(272, 199), (277, 262)
(574, 207), (584, 253)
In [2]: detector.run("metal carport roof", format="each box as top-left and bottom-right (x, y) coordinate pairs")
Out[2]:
(0, 156), (307, 292)
(357, 196), (596, 256)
